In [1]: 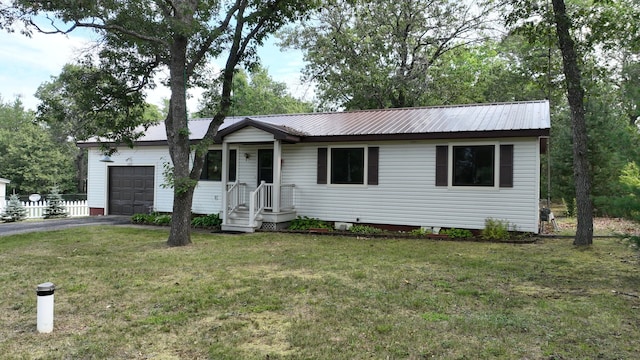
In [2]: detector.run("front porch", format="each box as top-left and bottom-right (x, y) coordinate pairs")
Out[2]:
(222, 181), (297, 232)
(216, 122), (299, 232)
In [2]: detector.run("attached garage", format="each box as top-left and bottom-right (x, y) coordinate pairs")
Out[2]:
(108, 166), (155, 215)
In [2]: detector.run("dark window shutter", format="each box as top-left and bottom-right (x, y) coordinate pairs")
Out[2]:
(367, 147), (379, 185)
(500, 144), (514, 188)
(435, 146), (448, 186)
(317, 147), (327, 184)
(229, 149), (237, 182)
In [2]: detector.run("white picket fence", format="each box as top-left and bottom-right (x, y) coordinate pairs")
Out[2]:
(1, 200), (89, 219)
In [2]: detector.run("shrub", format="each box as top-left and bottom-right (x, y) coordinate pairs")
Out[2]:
(564, 198), (577, 217)
(131, 213), (151, 224)
(441, 228), (473, 239)
(411, 227), (432, 236)
(191, 213), (222, 228)
(626, 234), (640, 249)
(592, 163), (640, 222)
(153, 214), (172, 225)
(349, 225), (383, 235)
(288, 216), (332, 231)
(481, 218), (511, 241)
(43, 186), (68, 219)
(2, 194), (27, 222)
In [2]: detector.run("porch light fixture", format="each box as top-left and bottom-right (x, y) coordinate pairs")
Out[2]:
(244, 153), (251, 160)
(99, 155), (114, 163)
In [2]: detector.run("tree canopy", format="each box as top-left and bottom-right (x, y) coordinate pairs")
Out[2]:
(0, 96), (75, 194)
(9, 0), (320, 246)
(197, 65), (313, 117)
(282, 0), (502, 110)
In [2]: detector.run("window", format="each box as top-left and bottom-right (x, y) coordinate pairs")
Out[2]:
(453, 145), (495, 186)
(317, 147), (379, 185)
(331, 148), (364, 184)
(200, 149), (237, 182)
(436, 144), (513, 188)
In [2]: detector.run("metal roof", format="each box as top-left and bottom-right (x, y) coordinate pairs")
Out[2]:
(81, 100), (550, 145)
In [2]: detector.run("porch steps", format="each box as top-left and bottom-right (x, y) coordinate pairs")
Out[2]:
(222, 208), (262, 233)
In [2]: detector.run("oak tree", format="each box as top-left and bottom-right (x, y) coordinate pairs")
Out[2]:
(10, 0), (318, 246)
(197, 65), (313, 117)
(282, 0), (502, 110)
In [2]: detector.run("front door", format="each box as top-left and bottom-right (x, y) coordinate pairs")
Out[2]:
(257, 149), (273, 185)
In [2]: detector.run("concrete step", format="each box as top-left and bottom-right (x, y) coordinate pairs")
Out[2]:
(228, 209), (262, 221)
(221, 224), (256, 233)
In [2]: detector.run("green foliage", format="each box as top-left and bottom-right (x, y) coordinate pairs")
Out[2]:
(160, 160), (174, 190)
(288, 216), (332, 231)
(441, 228), (473, 239)
(564, 198), (577, 218)
(593, 162), (640, 222)
(153, 215), (172, 225)
(282, 0), (503, 110)
(197, 65), (313, 117)
(130, 212), (172, 226)
(0, 96), (75, 194)
(43, 186), (68, 219)
(131, 213), (153, 224)
(191, 214), (222, 228)
(35, 63), (157, 145)
(133, 213), (222, 228)
(410, 227), (432, 236)
(622, 234), (640, 250)
(349, 225), (383, 235)
(481, 219), (511, 241)
(1, 193), (27, 222)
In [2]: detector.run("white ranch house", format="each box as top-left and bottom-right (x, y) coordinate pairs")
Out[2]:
(80, 101), (550, 233)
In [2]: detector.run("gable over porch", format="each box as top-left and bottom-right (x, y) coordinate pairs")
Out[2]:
(215, 121), (302, 232)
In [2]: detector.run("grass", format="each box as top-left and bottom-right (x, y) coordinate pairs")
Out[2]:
(1, 227), (639, 359)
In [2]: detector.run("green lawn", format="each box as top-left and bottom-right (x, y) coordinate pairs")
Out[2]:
(1, 226), (639, 359)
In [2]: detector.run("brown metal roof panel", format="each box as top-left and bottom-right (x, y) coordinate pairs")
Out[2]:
(79, 100), (550, 146)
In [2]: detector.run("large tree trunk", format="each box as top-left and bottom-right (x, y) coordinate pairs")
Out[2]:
(552, 0), (593, 246)
(75, 148), (87, 193)
(166, 36), (194, 247)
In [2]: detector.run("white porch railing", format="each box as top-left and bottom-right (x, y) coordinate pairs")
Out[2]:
(225, 181), (296, 228)
(226, 182), (248, 212)
(249, 181), (269, 227)
(280, 184), (296, 211)
(1, 200), (89, 219)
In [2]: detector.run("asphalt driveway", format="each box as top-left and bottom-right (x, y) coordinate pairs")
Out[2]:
(0, 216), (132, 237)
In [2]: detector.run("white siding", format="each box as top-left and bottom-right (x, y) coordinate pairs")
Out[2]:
(87, 146), (223, 215)
(87, 135), (541, 232)
(280, 138), (540, 232)
(225, 127), (274, 143)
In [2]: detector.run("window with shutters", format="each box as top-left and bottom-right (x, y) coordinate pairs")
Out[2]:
(453, 145), (495, 186)
(317, 146), (379, 185)
(436, 144), (513, 188)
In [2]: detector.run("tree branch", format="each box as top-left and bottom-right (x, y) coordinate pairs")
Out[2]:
(75, 21), (168, 46)
(186, 0), (243, 77)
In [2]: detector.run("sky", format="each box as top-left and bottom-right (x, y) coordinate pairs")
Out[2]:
(0, 25), (312, 112)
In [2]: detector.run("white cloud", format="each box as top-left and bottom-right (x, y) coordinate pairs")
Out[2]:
(0, 27), (310, 112)
(0, 30), (93, 109)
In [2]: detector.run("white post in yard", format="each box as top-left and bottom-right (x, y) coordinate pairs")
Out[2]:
(36, 282), (55, 333)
